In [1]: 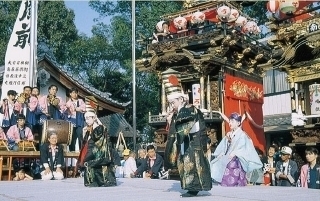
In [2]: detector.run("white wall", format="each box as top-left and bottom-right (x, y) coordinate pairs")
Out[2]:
(263, 92), (291, 116)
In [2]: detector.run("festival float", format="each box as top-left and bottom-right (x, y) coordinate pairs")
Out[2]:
(136, 0), (271, 158)
(261, 0), (320, 150)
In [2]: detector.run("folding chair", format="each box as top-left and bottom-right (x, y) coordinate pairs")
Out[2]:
(18, 140), (36, 151)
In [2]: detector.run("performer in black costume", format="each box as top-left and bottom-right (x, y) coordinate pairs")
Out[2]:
(163, 69), (212, 197)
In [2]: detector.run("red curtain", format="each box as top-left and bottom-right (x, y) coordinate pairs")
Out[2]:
(224, 73), (266, 153)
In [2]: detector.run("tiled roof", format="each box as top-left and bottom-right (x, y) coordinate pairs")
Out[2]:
(38, 54), (131, 108)
(99, 113), (134, 138)
(263, 113), (291, 127)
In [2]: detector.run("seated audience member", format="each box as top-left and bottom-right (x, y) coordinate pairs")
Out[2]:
(40, 132), (64, 180)
(13, 169), (33, 181)
(275, 146), (298, 186)
(261, 145), (278, 186)
(144, 145), (163, 179)
(123, 150), (137, 178)
(298, 147), (320, 189)
(6, 114), (33, 151)
(135, 149), (147, 178)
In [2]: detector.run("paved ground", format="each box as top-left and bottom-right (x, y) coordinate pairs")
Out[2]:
(0, 178), (319, 201)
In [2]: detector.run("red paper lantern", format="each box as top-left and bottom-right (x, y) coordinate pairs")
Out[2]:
(267, 0), (280, 14)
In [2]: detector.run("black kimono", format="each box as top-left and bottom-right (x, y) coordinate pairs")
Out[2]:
(164, 105), (212, 192)
(40, 143), (64, 172)
(83, 125), (116, 187)
(147, 153), (164, 179)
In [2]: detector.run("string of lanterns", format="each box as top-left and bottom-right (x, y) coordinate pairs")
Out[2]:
(216, 5), (260, 35)
(154, 0), (304, 38)
(169, 4), (261, 35)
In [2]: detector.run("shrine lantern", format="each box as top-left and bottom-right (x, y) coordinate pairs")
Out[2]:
(267, 0), (280, 14)
(235, 16), (247, 27)
(228, 9), (239, 22)
(173, 16), (187, 30)
(217, 5), (231, 22)
(191, 10), (206, 24)
(279, 0), (299, 14)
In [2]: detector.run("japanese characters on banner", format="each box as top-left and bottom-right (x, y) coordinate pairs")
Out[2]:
(1, 0), (31, 101)
(192, 84), (201, 108)
(309, 83), (320, 115)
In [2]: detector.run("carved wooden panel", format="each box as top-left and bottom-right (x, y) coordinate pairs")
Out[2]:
(153, 128), (168, 148)
(291, 129), (320, 143)
(210, 80), (219, 111)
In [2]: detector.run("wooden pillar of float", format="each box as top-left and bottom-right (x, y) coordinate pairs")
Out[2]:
(200, 76), (205, 109)
(161, 82), (166, 114)
(207, 75), (211, 111)
(290, 81), (296, 113)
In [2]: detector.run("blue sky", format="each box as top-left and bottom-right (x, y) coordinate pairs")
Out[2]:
(64, 1), (100, 36)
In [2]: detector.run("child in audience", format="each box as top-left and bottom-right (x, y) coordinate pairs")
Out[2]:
(13, 169), (33, 181)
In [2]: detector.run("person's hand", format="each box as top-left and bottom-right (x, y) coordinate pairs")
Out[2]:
(268, 168), (275, 174)
(280, 174), (287, 179)
(44, 167), (51, 175)
(145, 173), (151, 178)
(167, 112), (174, 123)
(56, 167), (63, 174)
(15, 139), (21, 143)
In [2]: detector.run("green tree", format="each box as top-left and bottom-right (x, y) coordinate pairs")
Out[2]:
(0, 1), (21, 65)
(87, 0), (183, 130)
(38, 1), (78, 64)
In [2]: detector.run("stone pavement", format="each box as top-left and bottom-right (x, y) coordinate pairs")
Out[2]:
(0, 178), (318, 201)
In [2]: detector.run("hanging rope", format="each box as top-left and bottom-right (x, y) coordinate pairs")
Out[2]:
(245, 111), (264, 129)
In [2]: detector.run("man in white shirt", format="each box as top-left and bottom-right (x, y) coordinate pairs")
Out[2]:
(123, 150), (137, 178)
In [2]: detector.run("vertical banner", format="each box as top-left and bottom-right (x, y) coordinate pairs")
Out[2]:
(1, 0), (32, 101)
(309, 83), (320, 114)
(192, 84), (201, 108)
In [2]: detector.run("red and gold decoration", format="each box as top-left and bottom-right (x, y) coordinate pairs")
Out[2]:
(224, 73), (265, 152)
(229, 80), (263, 102)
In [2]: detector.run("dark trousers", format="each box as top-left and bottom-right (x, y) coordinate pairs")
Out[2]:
(69, 126), (83, 151)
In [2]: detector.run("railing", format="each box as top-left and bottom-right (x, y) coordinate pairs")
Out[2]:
(149, 110), (222, 125)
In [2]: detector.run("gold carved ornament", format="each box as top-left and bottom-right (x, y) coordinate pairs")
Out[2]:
(229, 80), (263, 101)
